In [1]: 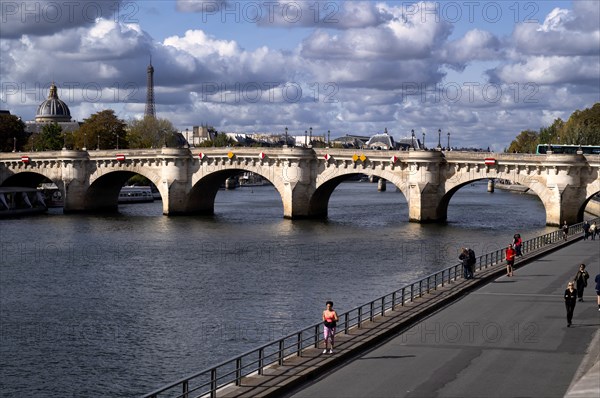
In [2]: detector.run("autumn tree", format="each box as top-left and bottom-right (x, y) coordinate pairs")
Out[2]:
(559, 103), (600, 145)
(74, 110), (127, 150)
(127, 116), (179, 148)
(507, 130), (539, 153)
(0, 113), (28, 152)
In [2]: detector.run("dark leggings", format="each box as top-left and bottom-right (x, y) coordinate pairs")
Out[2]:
(565, 302), (576, 324)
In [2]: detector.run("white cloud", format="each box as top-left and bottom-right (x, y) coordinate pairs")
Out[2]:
(0, 0), (126, 38)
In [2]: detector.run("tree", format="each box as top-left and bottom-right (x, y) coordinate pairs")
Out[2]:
(538, 119), (564, 145)
(507, 130), (539, 153)
(127, 116), (179, 148)
(559, 103), (600, 145)
(75, 110), (127, 150)
(32, 122), (64, 151)
(0, 114), (28, 152)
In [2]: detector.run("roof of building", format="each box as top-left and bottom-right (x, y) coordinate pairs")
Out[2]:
(35, 83), (72, 122)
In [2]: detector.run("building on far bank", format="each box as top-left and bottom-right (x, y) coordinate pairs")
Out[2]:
(25, 83), (80, 133)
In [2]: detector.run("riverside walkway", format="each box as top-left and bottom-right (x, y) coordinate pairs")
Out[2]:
(283, 238), (600, 398)
(146, 229), (599, 398)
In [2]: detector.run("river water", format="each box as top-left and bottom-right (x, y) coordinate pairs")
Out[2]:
(0, 182), (559, 397)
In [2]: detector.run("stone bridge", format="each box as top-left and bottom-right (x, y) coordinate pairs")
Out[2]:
(1, 147), (598, 225)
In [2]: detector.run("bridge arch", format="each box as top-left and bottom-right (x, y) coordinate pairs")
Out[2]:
(84, 170), (161, 212)
(0, 171), (57, 189)
(312, 169), (408, 218)
(188, 168), (283, 216)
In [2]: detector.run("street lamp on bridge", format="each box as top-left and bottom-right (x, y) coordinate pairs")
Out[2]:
(284, 127), (288, 147)
(447, 131), (450, 151)
(422, 132), (425, 150)
(411, 129), (415, 150)
(437, 129), (442, 150)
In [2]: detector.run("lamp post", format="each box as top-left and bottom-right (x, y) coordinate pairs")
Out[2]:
(422, 132), (425, 150)
(437, 129), (441, 150)
(83, 132), (87, 151)
(62, 133), (66, 150)
(411, 129), (415, 150)
(162, 129), (167, 148)
(304, 130), (307, 147)
(327, 130), (330, 147)
(116, 133), (120, 150)
(12, 137), (16, 152)
(186, 128), (189, 147)
(447, 131), (450, 150)
(284, 127), (288, 147)
(97, 134), (100, 150)
(309, 126), (312, 146)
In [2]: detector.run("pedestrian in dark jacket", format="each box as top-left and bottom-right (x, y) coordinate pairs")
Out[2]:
(459, 248), (473, 279)
(564, 281), (577, 327)
(573, 263), (589, 302)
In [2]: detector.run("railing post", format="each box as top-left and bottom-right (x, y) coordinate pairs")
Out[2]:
(182, 380), (189, 398)
(236, 358), (242, 385)
(278, 340), (284, 365)
(358, 307), (362, 328)
(381, 296), (386, 316)
(258, 348), (264, 375)
(297, 332), (302, 357)
(410, 284), (414, 302)
(344, 312), (349, 334)
(392, 291), (397, 308)
(370, 301), (374, 321)
(401, 287), (406, 306)
(210, 369), (217, 398)
(314, 324), (319, 348)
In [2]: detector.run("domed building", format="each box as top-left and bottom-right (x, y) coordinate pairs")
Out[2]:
(35, 83), (72, 122)
(25, 83), (80, 133)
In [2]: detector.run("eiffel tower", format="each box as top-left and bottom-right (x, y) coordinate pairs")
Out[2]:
(145, 57), (156, 118)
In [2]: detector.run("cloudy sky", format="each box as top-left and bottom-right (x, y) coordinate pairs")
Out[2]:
(1, 0), (599, 150)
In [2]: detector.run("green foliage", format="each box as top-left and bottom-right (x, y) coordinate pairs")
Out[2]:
(507, 130), (539, 153)
(33, 123), (64, 151)
(508, 103), (600, 151)
(75, 110), (127, 150)
(213, 133), (234, 147)
(0, 114), (28, 152)
(126, 174), (152, 186)
(127, 116), (179, 148)
(560, 103), (600, 145)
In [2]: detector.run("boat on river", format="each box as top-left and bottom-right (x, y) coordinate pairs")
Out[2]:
(118, 186), (155, 203)
(0, 187), (48, 217)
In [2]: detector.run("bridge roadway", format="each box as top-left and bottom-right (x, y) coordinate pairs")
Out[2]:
(215, 237), (599, 398)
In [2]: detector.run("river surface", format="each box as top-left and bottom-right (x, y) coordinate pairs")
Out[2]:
(0, 182), (561, 397)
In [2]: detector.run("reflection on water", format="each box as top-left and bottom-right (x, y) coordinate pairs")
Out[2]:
(0, 182), (558, 397)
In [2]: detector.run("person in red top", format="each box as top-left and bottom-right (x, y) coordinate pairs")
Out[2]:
(513, 233), (523, 256)
(506, 243), (516, 277)
(322, 301), (339, 354)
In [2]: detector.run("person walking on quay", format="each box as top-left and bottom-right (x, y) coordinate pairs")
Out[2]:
(322, 300), (339, 354)
(564, 281), (578, 327)
(573, 263), (589, 302)
(513, 233), (523, 256)
(562, 221), (569, 241)
(459, 248), (473, 279)
(595, 273), (600, 311)
(505, 244), (515, 277)
(582, 221), (590, 240)
(590, 222), (597, 240)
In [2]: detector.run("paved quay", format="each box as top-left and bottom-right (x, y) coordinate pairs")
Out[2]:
(213, 235), (600, 398)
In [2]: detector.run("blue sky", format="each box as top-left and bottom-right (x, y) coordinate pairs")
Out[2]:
(1, 1), (599, 150)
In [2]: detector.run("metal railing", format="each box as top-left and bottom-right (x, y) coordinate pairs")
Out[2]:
(144, 219), (595, 398)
